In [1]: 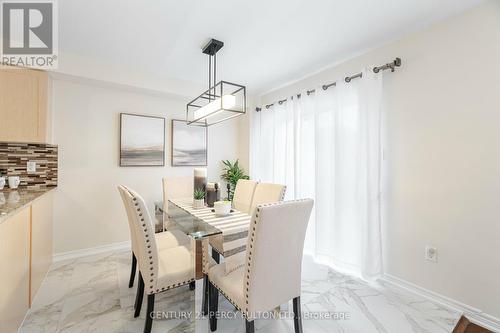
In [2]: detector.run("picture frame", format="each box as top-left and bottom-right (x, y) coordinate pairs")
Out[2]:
(119, 113), (166, 167)
(171, 119), (208, 166)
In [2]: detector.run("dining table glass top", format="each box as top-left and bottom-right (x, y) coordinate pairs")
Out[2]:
(155, 200), (222, 240)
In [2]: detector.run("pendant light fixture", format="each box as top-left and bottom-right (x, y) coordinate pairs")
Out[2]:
(186, 39), (246, 127)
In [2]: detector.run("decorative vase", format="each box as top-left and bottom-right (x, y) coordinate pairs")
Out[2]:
(194, 168), (207, 202)
(193, 199), (205, 209)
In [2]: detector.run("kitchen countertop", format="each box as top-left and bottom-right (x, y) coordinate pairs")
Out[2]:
(0, 187), (56, 224)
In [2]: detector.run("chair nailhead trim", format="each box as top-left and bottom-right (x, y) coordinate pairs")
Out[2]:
(210, 280), (244, 315)
(146, 279), (195, 296)
(133, 200), (156, 281)
(243, 209), (261, 315)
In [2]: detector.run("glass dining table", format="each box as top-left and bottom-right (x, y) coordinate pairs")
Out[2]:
(154, 200), (222, 239)
(154, 200), (221, 280)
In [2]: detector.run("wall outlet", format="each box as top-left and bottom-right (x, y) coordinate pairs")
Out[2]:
(425, 245), (438, 263)
(27, 161), (37, 173)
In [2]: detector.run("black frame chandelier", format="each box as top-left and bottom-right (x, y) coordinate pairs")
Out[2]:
(186, 39), (246, 127)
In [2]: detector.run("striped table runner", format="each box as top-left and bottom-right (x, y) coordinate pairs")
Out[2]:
(168, 198), (250, 264)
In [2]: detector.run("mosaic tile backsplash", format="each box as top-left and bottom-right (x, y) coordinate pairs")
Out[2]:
(0, 142), (58, 189)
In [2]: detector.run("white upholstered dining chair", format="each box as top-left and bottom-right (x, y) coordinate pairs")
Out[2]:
(209, 182), (286, 267)
(249, 182), (287, 215)
(207, 199), (314, 333)
(119, 185), (195, 333)
(232, 179), (258, 213)
(118, 186), (190, 289)
(206, 179), (258, 315)
(162, 176), (193, 214)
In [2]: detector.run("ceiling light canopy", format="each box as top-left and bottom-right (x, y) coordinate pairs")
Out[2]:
(186, 39), (246, 127)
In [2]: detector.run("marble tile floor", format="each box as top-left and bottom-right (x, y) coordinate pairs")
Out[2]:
(19, 250), (461, 333)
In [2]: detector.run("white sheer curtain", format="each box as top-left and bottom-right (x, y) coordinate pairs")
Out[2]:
(250, 67), (383, 280)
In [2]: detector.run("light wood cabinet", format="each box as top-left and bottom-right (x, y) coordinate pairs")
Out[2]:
(0, 191), (54, 332)
(0, 207), (31, 333)
(0, 67), (48, 143)
(31, 191), (53, 302)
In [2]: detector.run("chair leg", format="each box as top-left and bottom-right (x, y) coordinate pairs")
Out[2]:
(245, 319), (255, 333)
(211, 248), (220, 264)
(143, 294), (155, 333)
(189, 281), (196, 290)
(202, 275), (209, 316)
(134, 273), (144, 318)
(129, 253), (137, 288)
(293, 296), (303, 333)
(209, 281), (219, 332)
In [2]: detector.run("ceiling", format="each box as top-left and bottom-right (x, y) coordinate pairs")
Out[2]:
(58, 0), (484, 96)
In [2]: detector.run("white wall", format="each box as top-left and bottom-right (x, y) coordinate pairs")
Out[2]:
(52, 78), (241, 254)
(258, 1), (500, 319)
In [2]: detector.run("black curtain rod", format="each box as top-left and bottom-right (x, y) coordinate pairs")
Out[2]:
(256, 58), (401, 111)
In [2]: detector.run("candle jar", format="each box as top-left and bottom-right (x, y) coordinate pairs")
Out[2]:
(206, 182), (221, 207)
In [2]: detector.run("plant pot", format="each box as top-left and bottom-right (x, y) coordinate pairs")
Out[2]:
(214, 200), (231, 216)
(193, 199), (205, 209)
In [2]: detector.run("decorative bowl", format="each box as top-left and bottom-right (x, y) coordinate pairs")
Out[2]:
(214, 200), (231, 216)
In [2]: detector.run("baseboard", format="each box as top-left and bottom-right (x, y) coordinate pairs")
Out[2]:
(382, 273), (500, 332)
(53, 241), (131, 262)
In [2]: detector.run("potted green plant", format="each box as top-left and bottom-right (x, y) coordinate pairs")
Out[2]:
(193, 187), (205, 209)
(220, 159), (249, 200)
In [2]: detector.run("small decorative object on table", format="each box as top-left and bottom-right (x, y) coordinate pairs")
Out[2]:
(194, 168), (207, 202)
(214, 200), (232, 216)
(206, 182), (220, 207)
(193, 187), (206, 209)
